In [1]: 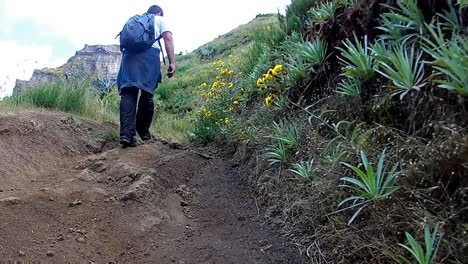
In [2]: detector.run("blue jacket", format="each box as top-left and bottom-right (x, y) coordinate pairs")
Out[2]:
(117, 47), (162, 94)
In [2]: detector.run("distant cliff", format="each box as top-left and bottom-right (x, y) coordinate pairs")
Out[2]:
(13, 44), (121, 95)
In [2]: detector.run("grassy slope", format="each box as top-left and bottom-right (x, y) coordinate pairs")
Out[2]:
(151, 14), (279, 142)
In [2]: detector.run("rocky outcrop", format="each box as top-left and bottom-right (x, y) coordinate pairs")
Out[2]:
(13, 44), (122, 95)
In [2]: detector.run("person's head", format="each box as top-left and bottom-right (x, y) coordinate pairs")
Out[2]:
(147, 5), (163, 16)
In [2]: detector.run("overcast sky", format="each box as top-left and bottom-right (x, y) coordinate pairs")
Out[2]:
(0, 0), (291, 98)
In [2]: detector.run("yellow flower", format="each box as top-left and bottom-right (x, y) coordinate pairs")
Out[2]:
(224, 117), (229, 124)
(262, 73), (272, 82)
(259, 85), (267, 92)
(206, 111), (213, 117)
(256, 78), (263, 87)
(273, 64), (283, 72)
(265, 94), (276, 107)
(228, 82), (234, 88)
(228, 70), (234, 75)
(229, 107), (234, 111)
(233, 100), (239, 105)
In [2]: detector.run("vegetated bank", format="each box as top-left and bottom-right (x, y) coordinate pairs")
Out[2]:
(188, 0), (467, 263)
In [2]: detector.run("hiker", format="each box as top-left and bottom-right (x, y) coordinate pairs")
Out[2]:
(117, 4), (175, 147)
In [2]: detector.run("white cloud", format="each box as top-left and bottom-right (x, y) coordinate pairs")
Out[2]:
(0, 41), (63, 97)
(4, 0), (290, 52)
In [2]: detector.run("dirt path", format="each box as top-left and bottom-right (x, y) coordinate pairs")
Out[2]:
(0, 111), (304, 263)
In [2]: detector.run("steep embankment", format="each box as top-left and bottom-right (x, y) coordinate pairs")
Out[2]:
(0, 111), (303, 263)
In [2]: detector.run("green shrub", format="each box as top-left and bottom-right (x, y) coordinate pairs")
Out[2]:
(294, 37), (328, 66)
(375, 43), (426, 100)
(337, 77), (361, 97)
(338, 149), (400, 224)
(399, 224), (442, 264)
(421, 24), (468, 96)
(378, 0), (426, 44)
(337, 34), (376, 81)
(307, 1), (337, 24)
(290, 158), (316, 181)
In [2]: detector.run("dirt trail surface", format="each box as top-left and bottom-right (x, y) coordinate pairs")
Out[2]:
(0, 111), (304, 263)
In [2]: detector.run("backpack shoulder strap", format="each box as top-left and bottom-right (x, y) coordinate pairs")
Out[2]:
(156, 35), (166, 65)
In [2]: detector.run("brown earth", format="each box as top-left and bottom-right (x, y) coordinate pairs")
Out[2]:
(0, 111), (305, 264)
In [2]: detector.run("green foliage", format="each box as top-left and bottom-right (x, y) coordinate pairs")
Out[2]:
(321, 121), (372, 166)
(307, 2), (337, 24)
(399, 224), (442, 264)
(375, 43), (426, 100)
(96, 129), (119, 141)
(287, 56), (309, 83)
(284, 0), (320, 33)
(290, 158), (316, 181)
(239, 42), (272, 77)
(337, 34), (376, 81)
(152, 112), (193, 143)
(23, 82), (61, 109)
(338, 149), (400, 224)
(437, 4), (464, 33)
(267, 120), (302, 151)
(337, 77), (361, 97)
(1, 80), (119, 122)
(376, 15), (411, 45)
(266, 141), (288, 165)
(265, 120), (302, 166)
(421, 24), (468, 96)
(20, 80), (88, 114)
(191, 58), (238, 143)
(294, 37), (328, 66)
(459, 0), (468, 8)
(284, 35), (327, 85)
(56, 82), (87, 114)
(378, 0), (426, 44)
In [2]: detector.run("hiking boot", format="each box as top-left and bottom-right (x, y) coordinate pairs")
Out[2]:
(120, 136), (138, 148)
(140, 133), (154, 141)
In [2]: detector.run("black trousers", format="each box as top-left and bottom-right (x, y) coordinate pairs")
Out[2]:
(119, 87), (154, 140)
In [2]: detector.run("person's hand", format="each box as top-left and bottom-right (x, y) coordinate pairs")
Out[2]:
(167, 63), (176, 78)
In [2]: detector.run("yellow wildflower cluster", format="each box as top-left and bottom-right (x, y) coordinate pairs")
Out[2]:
(256, 64), (285, 107)
(215, 117), (230, 125)
(196, 59), (238, 100)
(195, 56), (241, 130)
(200, 106), (213, 118)
(256, 64), (283, 92)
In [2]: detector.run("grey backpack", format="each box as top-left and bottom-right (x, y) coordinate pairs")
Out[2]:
(117, 13), (161, 53)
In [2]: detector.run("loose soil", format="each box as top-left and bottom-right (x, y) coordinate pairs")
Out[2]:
(0, 111), (305, 263)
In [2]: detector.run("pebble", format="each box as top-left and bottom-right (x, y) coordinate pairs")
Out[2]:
(18, 250), (26, 257)
(77, 237), (85, 243)
(46, 250), (54, 257)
